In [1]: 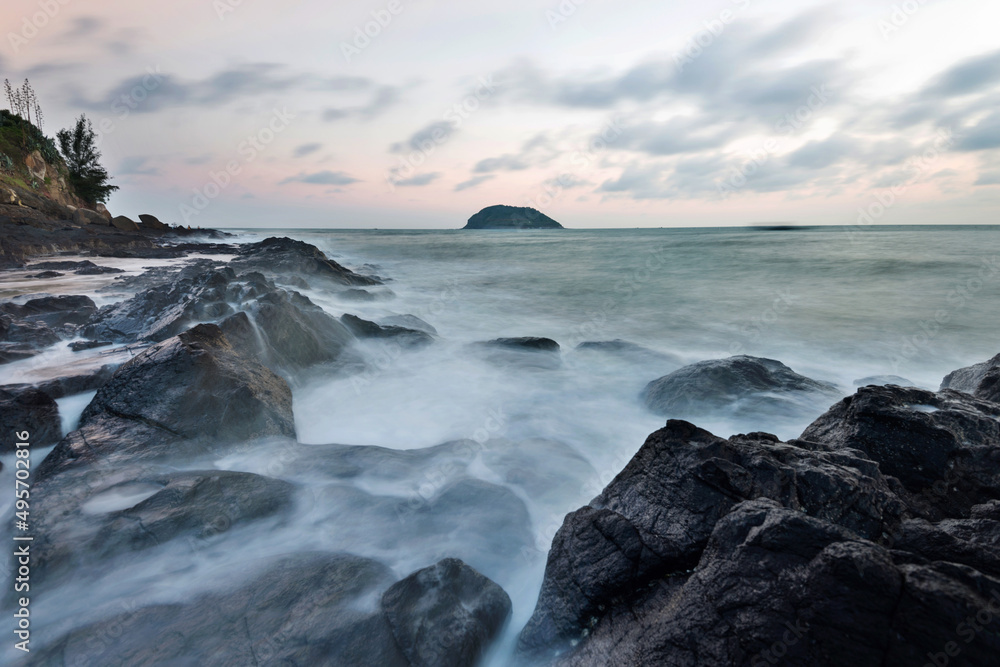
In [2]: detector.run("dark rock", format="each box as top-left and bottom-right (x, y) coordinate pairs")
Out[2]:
(854, 374), (915, 387)
(31, 363), (118, 398)
(75, 264), (125, 275)
(517, 420), (907, 660)
(69, 340), (113, 352)
(941, 352), (1000, 403)
(72, 208), (108, 226)
(545, 499), (1000, 667)
(36, 324), (295, 479)
(32, 553), (410, 667)
(29, 270), (63, 278)
(341, 313), (434, 348)
(138, 213), (168, 230)
(0, 385), (61, 452)
(84, 265), (237, 343)
(893, 515), (1000, 578)
(799, 385), (1000, 520)
(110, 215), (139, 232)
(245, 290), (356, 372)
(482, 337), (560, 352)
(642, 355), (839, 417)
(463, 205), (563, 230)
(231, 237), (380, 286)
(31, 468), (294, 585)
(382, 558), (512, 667)
(381, 314), (438, 335)
(0, 312), (60, 363)
(28, 260), (97, 270)
(1, 294), (97, 328)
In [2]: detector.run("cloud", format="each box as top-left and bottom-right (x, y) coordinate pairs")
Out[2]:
(975, 171), (1000, 186)
(956, 112), (1000, 151)
(322, 84), (401, 121)
(117, 156), (159, 176)
(473, 132), (560, 173)
(922, 49), (1000, 99)
(63, 16), (104, 40)
(280, 170), (360, 185)
(394, 172), (442, 187)
(293, 142), (323, 158)
(390, 120), (455, 153)
(786, 136), (859, 169)
(455, 175), (495, 191)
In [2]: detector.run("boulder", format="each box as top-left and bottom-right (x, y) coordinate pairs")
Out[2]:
(381, 314), (438, 335)
(642, 355), (839, 417)
(110, 215), (139, 231)
(484, 337), (560, 352)
(95, 203), (113, 220)
(0, 385), (61, 452)
(941, 353), (1000, 403)
(31, 468), (294, 586)
(138, 213), (169, 230)
(474, 337), (562, 370)
(341, 313), (434, 348)
(73, 208), (108, 226)
(0, 312), (60, 363)
(231, 237), (380, 286)
(799, 385), (1000, 520)
(29, 270), (63, 278)
(544, 499), (1000, 667)
(517, 420), (907, 659)
(36, 323), (295, 479)
(0, 294), (97, 328)
(854, 374), (915, 387)
(382, 558), (512, 667)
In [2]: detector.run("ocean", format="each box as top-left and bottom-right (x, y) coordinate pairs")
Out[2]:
(2, 224), (999, 664)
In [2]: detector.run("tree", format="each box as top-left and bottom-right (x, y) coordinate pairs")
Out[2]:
(57, 115), (119, 204)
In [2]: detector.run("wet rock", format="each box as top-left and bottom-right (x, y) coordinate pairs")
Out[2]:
(36, 324), (294, 479)
(382, 558), (512, 667)
(381, 314), (438, 335)
(69, 340), (112, 352)
(29, 270), (63, 279)
(545, 499), (1000, 667)
(799, 385), (1000, 520)
(341, 313), (434, 348)
(31, 468), (294, 586)
(474, 337), (562, 370)
(0, 385), (61, 452)
(517, 420), (907, 659)
(246, 290), (356, 373)
(642, 355), (839, 418)
(30, 363), (118, 398)
(1, 295), (97, 328)
(941, 352), (1000, 403)
(484, 337), (559, 352)
(0, 312), (60, 363)
(31, 553), (409, 667)
(231, 237), (380, 286)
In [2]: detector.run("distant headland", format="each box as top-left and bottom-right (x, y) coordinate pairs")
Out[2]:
(463, 205), (564, 230)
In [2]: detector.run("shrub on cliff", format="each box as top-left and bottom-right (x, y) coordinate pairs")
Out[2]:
(56, 114), (119, 205)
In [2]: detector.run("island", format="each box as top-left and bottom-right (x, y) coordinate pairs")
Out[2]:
(463, 205), (564, 230)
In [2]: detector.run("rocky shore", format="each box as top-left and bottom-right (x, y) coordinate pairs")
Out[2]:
(3, 217), (1000, 666)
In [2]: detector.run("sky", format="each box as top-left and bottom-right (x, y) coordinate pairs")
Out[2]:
(2, 0), (999, 228)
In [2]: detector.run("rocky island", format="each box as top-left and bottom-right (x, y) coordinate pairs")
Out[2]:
(463, 205), (564, 230)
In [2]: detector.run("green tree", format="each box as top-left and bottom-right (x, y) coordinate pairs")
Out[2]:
(57, 115), (119, 204)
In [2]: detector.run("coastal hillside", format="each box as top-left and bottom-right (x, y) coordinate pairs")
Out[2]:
(463, 205), (564, 229)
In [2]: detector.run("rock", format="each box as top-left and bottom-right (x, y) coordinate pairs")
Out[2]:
(799, 385), (1000, 520)
(32, 552), (410, 666)
(341, 313), (434, 348)
(95, 203), (113, 220)
(576, 340), (682, 366)
(73, 208), (108, 226)
(893, 515), (1000, 579)
(544, 499), (1000, 667)
(463, 205), (563, 230)
(474, 337), (561, 370)
(381, 314), (438, 335)
(482, 337), (560, 352)
(36, 324), (295, 479)
(69, 340), (113, 352)
(941, 353), (1000, 403)
(642, 355), (839, 417)
(138, 213), (169, 230)
(84, 264), (236, 343)
(517, 420), (908, 660)
(244, 290), (356, 373)
(28, 260), (122, 275)
(0, 385), (61, 452)
(76, 264), (125, 275)
(29, 270), (63, 278)
(25, 149), (47, 180)
(31, 468), (294, 586)
(30, 363), (117, 398)
(853, 374), (916, 387)
(0, 294), (97, 328)
(110, 215), (139, 231)
(231, 237), (380, 286)
(382, 558), (512, 667)
(0, 312), (60, 363)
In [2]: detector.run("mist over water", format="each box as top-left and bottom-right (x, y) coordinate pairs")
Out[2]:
(3, 225), (1000, 664)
